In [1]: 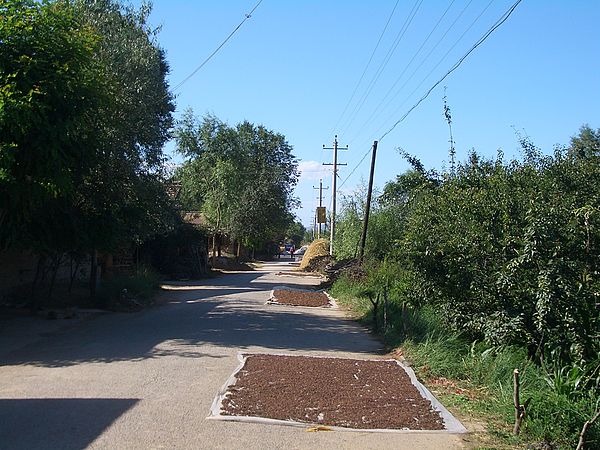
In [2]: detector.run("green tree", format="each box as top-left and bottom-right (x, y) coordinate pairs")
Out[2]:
(285, 221), (306, 247)
(1, 0), (177, 303)
(74, 0), (176, 252)
(229, 121), (299, 254)
(0, 0), (105, 248)
(175, 111), (299, 258)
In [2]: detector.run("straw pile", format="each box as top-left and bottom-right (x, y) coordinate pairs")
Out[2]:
(298, 239), (330, 271)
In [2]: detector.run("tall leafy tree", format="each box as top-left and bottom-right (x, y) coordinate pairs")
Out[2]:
(230, 121), (299, 252)
(175, 111), (299, 257)
(74, 0), (176, 251)
(0, 0), (105, 248)
(1, 0), (177, 303)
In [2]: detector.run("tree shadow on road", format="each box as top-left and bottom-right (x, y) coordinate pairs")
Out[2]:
(1, 271), (383, 368)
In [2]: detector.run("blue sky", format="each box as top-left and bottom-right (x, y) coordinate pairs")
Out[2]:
(141, 0), (600, 228)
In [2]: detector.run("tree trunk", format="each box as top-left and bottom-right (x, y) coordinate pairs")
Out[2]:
(29, 254), (46, 313)
(383, 285), (388, 331)
(402, 301), (409, 335)
(513, 369), (530, 435)
(90, 250), (98, 300)
(47, 254), (62, 301)
(211, 234), (217, 267)
(576, 410), (600, 450)
(68, 255), (80, 294)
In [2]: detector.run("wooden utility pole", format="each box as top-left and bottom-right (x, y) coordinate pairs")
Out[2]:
(323, 135), (347, 256)
(313, 179), (329, 239)
(358, 141), (378, 261)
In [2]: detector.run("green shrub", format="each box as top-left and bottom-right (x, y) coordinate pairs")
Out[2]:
(97, 266), (160, 308)
(330, 273), (600, 448)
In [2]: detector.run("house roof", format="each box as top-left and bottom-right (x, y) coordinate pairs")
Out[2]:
(182, 211), (207, 227)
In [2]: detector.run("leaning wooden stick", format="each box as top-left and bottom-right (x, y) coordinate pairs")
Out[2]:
(513, 369), (528, 435)
(576, 409), (600, 450)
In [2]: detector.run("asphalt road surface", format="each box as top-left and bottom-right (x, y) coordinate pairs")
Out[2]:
(0, 261), (467, 449)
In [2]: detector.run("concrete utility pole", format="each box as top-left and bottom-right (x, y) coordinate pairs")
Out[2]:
(312, 179), (329, 239)
(323, 135), (348, 256)
(358, 141), (378, 261)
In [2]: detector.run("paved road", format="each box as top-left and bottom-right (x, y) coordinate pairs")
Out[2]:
(0, 261), (467, 449)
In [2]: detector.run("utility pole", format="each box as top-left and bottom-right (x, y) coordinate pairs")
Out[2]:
(323, 135), (348, 256)
(312, 179), (329, 239)
(358, 141), (378, 261)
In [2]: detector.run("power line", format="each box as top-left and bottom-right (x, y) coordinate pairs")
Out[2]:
(338, 0), (424, 137)
(348, 0), (471, 145)
(330, 0), (400, 135)
(339, 0), (522, 189)
(378, 0), (522, 142)
(338, 145), (372, 190)
(171, 0), (264, 93)
(347, 0), (487, 151)
(368, 0), (492, 140)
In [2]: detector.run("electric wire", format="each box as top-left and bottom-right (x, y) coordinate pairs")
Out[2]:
(339, 0), (422, 136)
(338, 145), (373, 190)
(329, 0), (400, 136)
(348, 0), (472, 145)
(338, 0), (424, 137)
(369, 0), (493, 140)
(171, 0), (263, 93)
(339, 0), (522, 190)
(378, 0), (521, 141)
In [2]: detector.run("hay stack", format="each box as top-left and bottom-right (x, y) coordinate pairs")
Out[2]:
(299, 239), (330, 271)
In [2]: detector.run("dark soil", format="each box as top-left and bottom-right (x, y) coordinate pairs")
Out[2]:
(221, 354), (445, 430)
(271, 290), (330, 307)
(301, 254), (332, 273)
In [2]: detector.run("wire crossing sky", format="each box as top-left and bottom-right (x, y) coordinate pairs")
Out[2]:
(140, 0), (600, 228)
(170, 0), (263, 93)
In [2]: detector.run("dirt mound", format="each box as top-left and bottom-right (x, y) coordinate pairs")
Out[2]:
(301, 254), (332, 273)
(326, 258), (366, 281)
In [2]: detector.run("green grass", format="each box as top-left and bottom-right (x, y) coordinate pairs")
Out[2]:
(328, 275), (600, 449)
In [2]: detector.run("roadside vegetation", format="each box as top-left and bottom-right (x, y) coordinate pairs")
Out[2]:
(1, 0), (179, 306)
(174, 110), (300, 260)
(327, 126), (600, 448)
(1, 0), (300, 309)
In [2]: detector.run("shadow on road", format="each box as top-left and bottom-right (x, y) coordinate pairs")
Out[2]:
(0, 398), (138, 450)
(2, 270), (382, 368)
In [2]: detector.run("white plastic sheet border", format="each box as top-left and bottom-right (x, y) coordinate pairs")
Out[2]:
(207, 352), (467, 434)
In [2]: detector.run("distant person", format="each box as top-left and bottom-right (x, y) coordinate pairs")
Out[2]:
(290, 245), (295, 259)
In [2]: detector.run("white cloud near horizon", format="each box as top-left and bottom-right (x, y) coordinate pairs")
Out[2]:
(297, 160), (332, 181)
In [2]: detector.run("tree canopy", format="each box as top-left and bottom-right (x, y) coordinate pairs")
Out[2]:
(0, 0), (177, 254)
(175, 110), (299, 255)
(334, 125), (600, 365)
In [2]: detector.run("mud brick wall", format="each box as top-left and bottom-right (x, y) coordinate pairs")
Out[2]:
(0, 251), (90, 300)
